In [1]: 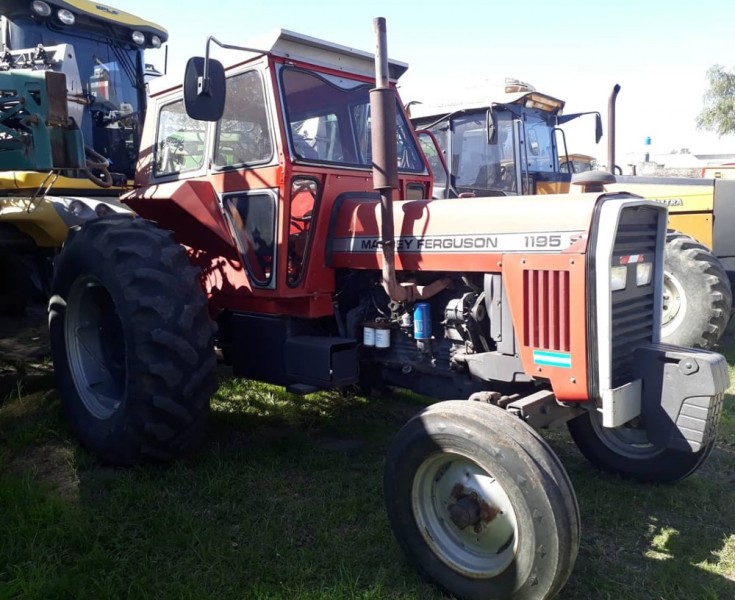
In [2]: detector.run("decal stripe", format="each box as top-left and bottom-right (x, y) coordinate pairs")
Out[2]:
(533, 349), (572, 368)
(620, 254), (644, 265)
(332, 230), (585, 254)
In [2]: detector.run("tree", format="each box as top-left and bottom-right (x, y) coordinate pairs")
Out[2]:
(697, 65), (735, 136)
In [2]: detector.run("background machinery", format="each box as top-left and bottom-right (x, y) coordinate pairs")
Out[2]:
(603, 86), (735, 344)
(411, 81), (732, 349)
(0, 0), (166, 316)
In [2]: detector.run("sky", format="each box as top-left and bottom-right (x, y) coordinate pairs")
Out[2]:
(123, 0), (735, 164)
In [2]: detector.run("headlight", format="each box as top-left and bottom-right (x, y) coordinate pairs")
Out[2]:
(31, 1), (51, 17)
(131, 30), (146, 45)
(69, 200), (86, 217)
(95, 203), (113, 218)
(611, 265), (627, 291)
(151, 35), (162, 49)
(636, 262), (653, 286)
(57, 8), (75, 25)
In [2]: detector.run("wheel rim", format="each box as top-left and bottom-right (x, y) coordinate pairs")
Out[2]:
(661, 270), (687, 336)
(588, 411), (664, 459)
(65, 275), (127, 420)
(412, 451), (518, 578)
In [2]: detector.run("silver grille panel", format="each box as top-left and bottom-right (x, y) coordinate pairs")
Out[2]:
(610, 206), (661, 387)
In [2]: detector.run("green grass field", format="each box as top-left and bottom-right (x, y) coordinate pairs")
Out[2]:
(1, 339), (734, 600)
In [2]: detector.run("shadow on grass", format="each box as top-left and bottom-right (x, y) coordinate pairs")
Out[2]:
(0, 375), (441, 599)
(550, 393), (735, 600)
(1, 367), (733, 599)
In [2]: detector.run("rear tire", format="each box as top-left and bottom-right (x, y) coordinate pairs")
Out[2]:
(49, 216), (217, 464)
(384, 400), (579, 600)
(661, 232), (731, 348)
(567, 410), (713, 483)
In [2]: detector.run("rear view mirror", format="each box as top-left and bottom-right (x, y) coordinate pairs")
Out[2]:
(184, 56), (226, 121)
(595, 113), (603, 144)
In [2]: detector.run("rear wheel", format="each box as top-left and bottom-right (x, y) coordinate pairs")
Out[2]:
(49, 216), (217, 464)
(661, 232), (731, 348)
(567, 410), (713, 483)
(384, 400), (579, 600)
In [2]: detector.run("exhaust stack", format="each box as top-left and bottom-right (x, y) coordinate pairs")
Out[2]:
(370, 17), (405, 302)
(369, 18), (450, 304)
(607, 84), (621, 173)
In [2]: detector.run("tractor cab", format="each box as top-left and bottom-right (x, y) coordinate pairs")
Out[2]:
(411, 79), (601, 198)
(128, 29), (431, 319)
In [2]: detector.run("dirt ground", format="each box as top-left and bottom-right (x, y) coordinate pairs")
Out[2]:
(0, 303), (49, 364)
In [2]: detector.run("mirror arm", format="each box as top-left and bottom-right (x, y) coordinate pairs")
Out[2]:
(198, 36), (266, 97)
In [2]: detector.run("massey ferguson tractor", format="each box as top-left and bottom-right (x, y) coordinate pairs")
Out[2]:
(47, 20), (729, 600)
(410, 82), (732, 351)
(0, 0), (166, 316)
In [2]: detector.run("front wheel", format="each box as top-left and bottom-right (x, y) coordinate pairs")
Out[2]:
(49, 216), (217, 464)
(384, 400), (579, 600)
(567, 410), (713, 483)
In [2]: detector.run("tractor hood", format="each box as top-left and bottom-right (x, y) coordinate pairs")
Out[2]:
(330, 192), (628, 271)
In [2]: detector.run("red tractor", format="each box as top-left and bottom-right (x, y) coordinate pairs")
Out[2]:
(48, 20), (729, 600)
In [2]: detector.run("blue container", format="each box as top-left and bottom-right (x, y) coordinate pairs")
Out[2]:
(413, 302), (432, 340)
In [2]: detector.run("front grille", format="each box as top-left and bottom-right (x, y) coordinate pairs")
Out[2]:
(610, 206), (660, 387)
(523, 269), (570, 352)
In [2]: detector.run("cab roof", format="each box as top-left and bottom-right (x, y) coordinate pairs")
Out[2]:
(227, 28), (408, 81)
(0, 0), (168, 43)
(409, 80), (565, 121)
(149, 28), (409, 97)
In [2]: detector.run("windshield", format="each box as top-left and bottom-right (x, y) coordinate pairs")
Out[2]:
(5, 17), (145, 178)
(279, 66), (424, 173)
(451, 112), (517, 195)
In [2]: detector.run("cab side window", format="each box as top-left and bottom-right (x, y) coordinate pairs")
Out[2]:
(224, 192), (277, 287)
(214, 71), (273, 167)
(154, 99), (206, 176)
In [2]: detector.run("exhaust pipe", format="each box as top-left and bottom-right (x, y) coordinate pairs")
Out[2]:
(607, 84), (621, 174)
(370, 18), (406, 303)
(369, 18), (450, 303)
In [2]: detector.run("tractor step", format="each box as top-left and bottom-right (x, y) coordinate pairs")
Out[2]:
(285, 335), (359, 388)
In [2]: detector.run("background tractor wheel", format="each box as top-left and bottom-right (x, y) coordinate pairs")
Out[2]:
(49, 216), (217, 464)
(661, 232), (731, 348)
(567, 410), (714, 483)
(384, 400), (579, 600)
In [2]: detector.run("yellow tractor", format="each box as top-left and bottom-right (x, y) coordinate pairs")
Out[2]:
(600, 86), (734, 347)
(0, 0), (166, 317)
(560, 153), (596, 174)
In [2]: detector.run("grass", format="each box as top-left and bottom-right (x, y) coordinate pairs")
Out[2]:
(1, 341), (734, 599)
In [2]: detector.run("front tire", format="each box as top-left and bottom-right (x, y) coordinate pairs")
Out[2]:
(661, 232), (731, 348)
(384, 400), (579, 600)
(49, 216), (217, 464)
(567, 410), (713, 483)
